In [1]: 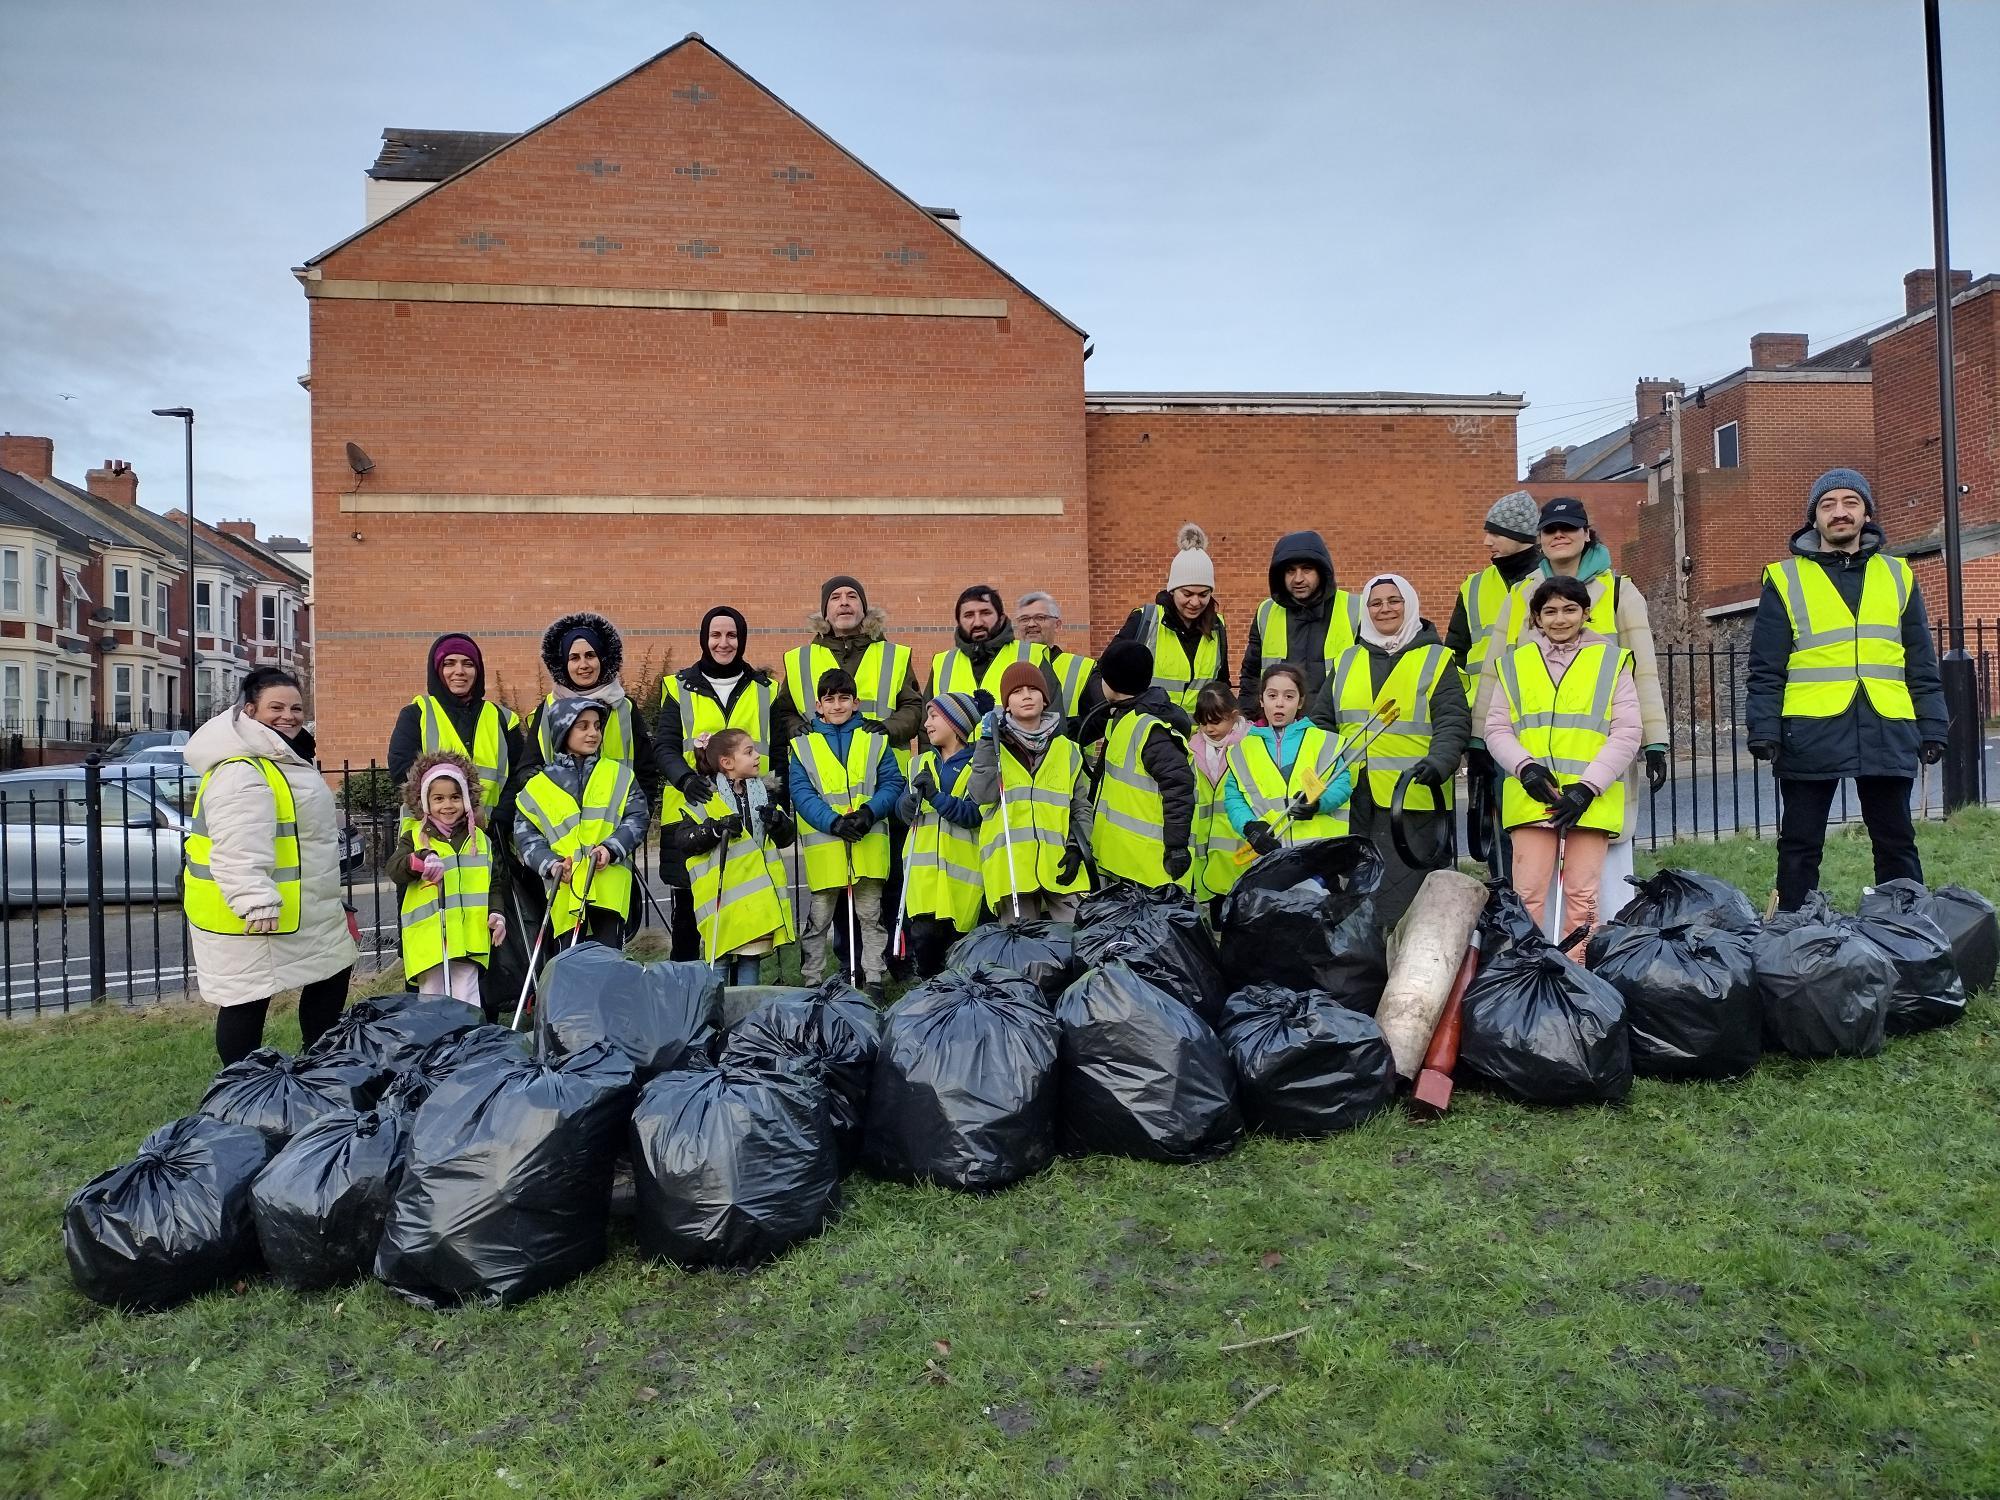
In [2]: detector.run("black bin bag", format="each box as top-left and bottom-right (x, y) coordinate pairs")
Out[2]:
(1220, 985), (1396, 1136)
(198, 1046), (393, 1149)
(1459, 944), (1631, 1104)
(947, 921), (1077, 1003)
(861, 963), (1059, 1191)
(64, 1114), (272, 1310)
(629, 1061), (839, 1267)
(1860, 877), (1993, 1005)
(1754, 897), (1894, 1059)
(1054, 960), (1242, 1163)
(1584, 921), (1760, 1080)
(1074, 883), (1227, 1025)
(535, 941), (722, 1081)
(309, 992), (478, 1069)
(375, 1041), (636, 1308)
(1478, 883), (1544, 952)
(720, 979), (880, 1166)
(1217, 838), (1389, 1014)
(1610, 868), (1759, 933)
(251, 1108), (409, 1292)
(380, 1025), (528, 1115)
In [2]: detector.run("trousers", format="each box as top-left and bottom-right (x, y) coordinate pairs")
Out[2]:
(1509, 826), (1609, 954)
(805, 879), (886, 984)
(1776, 775), (1920, 911)
(214, 967), (354, 1065)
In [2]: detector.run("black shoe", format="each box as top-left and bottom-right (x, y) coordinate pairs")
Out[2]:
(866, 980), (888, 1006)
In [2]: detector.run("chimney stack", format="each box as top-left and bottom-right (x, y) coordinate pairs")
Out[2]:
(1750, 332), (1809, 370)
(1904, 267), (1973, 315)
(1526, 446), (1573, 483)
(0, 434), (55, 482)
(217, 520), (258, 540)
(85, 459), (138, 507)
(1635, 376), (1684, 421)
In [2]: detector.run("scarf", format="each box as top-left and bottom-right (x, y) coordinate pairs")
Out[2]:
(1000, 708), (1061, 763)
(568, 677), (627, 710)
(1358, 572), (1423, 656)
(1192, 717), (1248, 784)
(725, 773), (770, 826)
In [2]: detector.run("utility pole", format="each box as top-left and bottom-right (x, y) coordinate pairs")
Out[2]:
(1667, 390), (1689, 614)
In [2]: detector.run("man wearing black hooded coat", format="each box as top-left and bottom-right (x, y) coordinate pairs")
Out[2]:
(1236, 530), (1360, 713)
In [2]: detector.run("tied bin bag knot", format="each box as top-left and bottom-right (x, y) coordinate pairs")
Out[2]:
(198, 1046), (395, 1150)
(946, 920), (1078, 1003)
(1220, 985), (1397, 1136)
(1458, 891), (1631, 1104)
(251, 1108), (410, 1292)
(1074, 882), (1228, 1025)
(720, 978), (881, 1167)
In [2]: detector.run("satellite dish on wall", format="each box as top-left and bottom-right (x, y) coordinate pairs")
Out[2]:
(345, 442), (375, 478)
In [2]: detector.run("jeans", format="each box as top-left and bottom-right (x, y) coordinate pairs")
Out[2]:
(804, 879), (885, 984)
(214, 967), (353, 1065)
(712, 952), (765, 987)
(1776, 776), (1920, 911)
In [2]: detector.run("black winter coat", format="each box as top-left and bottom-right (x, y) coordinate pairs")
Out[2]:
(1746, 523), (1948, 780)
(385, 631), (527, 844)
(1084, 687), (1197, 858)
(653, 665), (779, 801)
(1237, 530), (1341, 705)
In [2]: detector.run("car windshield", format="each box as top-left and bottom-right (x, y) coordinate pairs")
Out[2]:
(106, 731), (182, 756)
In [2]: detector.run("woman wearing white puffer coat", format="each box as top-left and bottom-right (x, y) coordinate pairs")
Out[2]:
(184, 668), (357, 1063)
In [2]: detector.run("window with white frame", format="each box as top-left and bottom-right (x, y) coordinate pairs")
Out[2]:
(61, 566), (85, 633)
(260, 594), (277, 641)
(34, 551), (51, 621)
(196, 666), (217, 720)
(1, 550), (19, 614)
(1713, 421), (1741, 469)
(113, 665), (133, 723)
(3, 665), (21, 726)
(195, 579), (212, 634)
(36, 666), (49, 725)
(140, 668), (153, 722)
(111, 566), (131, 624)
(139, 570), (154, 630)
(282, 601), (295, 647)
(157, 581), (170, 638)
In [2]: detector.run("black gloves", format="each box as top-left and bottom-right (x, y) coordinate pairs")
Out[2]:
(972, 690), (995, 716)
(1645, 747), (1669, 792)
(1920, 740), (1947, 765)
(1162, 846), (1192, 881)
(1055, 845), (1085, 885)
(714, 813), (744, 843)
(684, 819), (726, 854)
(910, 764), (938, 801)
(1410, 761), (1448, 788)
(680, 774), (716, 806)
(1465, 745), (1495, 783)
(1748, 740), (1778, 763)
(759, 805), (795, 842)
(1550, 784), (1596, 830)
(1285, 791), (1316, 820)
(1244, 821), (1281, 857)
(832, 808), (875, 842)
(1517, 762), (1562, 805)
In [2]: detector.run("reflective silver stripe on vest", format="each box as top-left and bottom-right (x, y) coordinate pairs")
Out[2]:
(677, 679), (773, 761)
(979, 823), (1064, 859)
(187, 861), (299, 883)
(798, 735), (885, 813)
(907, 846), (984, 886)
(1056, 653), (1089, 707)
(1329, 652), (1370, 728)
(1778, 558), (1909, 649)
(582, 763), (634, 827)
(517, 787), (578, 844)
(1226, 744), (1287, 819)
(1097, 804), (1165, 840)
(693, 866), (778, 925)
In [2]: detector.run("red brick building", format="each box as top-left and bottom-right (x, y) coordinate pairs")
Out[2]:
(300, 37), (1523, 765)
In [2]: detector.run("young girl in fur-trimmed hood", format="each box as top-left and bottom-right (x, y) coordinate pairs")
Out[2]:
(390, 750), (508, 1009)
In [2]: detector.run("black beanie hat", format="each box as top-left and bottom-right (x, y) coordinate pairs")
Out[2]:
(1099, 639), (1154, 696)
(820, 575), (868, 616)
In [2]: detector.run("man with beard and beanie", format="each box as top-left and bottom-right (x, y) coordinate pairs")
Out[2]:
(1080, 639), (1197, 890)
(1447, 490), (1544, 877)
(654, 605), (779, 961)
(386, 632), (526, 1021)
(1105, 523), (1230, 716)
(775, 576), (924, 755)
(1237, 529), (1359, 713)
(928, 584), (1061, 710)
(1748, 467), (1947, 910)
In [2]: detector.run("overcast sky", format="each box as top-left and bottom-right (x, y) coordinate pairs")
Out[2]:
(3, 0), (1995, 535)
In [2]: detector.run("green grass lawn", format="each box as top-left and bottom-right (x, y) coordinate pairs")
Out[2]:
(2, 814), (1996, 1498)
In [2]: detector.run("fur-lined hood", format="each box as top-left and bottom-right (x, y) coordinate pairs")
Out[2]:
(401, 749), (482, 816)
(805, 605), (889, 643)
(540, 611), (624, 685)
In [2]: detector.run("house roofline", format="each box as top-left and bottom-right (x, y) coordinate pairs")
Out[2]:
(1864, 274), (2000, 346)
(1086, 391), (1525, 417)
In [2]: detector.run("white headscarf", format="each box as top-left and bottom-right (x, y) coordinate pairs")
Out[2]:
(1358, 573), (1423, 656)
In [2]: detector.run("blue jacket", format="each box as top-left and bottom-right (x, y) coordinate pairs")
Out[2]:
(895, 743), (981, 830)
(788, 715), (906, 833)
(1223, 720), (1353, 834)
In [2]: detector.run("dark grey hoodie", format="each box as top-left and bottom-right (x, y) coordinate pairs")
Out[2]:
(1238, 530), (1349, 705)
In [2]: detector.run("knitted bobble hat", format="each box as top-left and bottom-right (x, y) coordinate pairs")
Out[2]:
(1165, 521), (1215, 591)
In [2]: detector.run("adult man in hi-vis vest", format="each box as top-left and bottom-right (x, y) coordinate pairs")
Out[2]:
(1747, 468), (1947, 911)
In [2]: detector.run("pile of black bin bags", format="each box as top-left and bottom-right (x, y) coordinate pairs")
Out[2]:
(64, 858), (1997, 1312)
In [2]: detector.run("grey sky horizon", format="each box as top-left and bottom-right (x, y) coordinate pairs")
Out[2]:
(2, 0), (1994, 537)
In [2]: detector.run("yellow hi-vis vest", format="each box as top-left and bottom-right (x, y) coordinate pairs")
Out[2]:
(929, 640), (1051, 703)
(1136, 604), (1225, 715)
(687, 788), (795, 963)
(1226, 724), (1349, 843)
(535, 693), (635, 767)
(979, 736), (1089, 908)
(517, 759), (636, 929)
(1252, 591), (1361, 680)
(1093, 710), (1181, 888)
(1763, 553), (1916, 721)
(411, 696), (518, 816)
(1192, 755), (1244, 901)
(399, 825), (493, 976)
(1495, 641), (1632, 836)
(1325, 644), (1458, 813)
(906, 749), (985, 930)
(184, 756), (301, 936)
(795, 728), (891, 891)
(1499, 571), (1619, 648)
(784, 638), (914, 772)
(1051, 651), (1096, 720)
(658, 674), (775, 828)
(1456, 564), (1510, 697)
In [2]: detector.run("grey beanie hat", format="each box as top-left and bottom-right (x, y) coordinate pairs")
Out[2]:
(1484, 489), (1542, 543)
(1807, 468), (1875, 523)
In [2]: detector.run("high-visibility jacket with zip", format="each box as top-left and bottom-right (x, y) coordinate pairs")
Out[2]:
(658, 675), (774, 827)
(1051, 651), (1096, 720)
(535, 693), (635, 767)
(980, 736), (1089, 908)
(1495, 641), (1631, 835)
(1762, 553), (1916, 722)
(1253, 591), (1361, 680)
(1093, 710), (1181, 888)
(907, 749), (986, 930)
(409, 696), (518, 818)
(1455, 564), (1510, 697)
(784, 639), (914, 770)
(687, 788), (795, 961)
(1325, 643), (1458, 813)
(1137, 604), (1226, 714)
(1227, 724), (1349, 842)
(185, 756), (301, 935)
(1192, 759), (1243, 900)
(929, 640), (1051, 703)
(399, 825), (493, 975)
(516, 759), (637, 928)
(1499, 573), (1618, 646)
(795, 729), (891, 890)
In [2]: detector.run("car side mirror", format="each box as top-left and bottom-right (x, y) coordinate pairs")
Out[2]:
(124, 813), (160, 830)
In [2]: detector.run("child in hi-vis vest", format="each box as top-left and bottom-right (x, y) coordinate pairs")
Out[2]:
(389, 751), (505, 1007)
(674, 727), (797, 985)
(514, 698), (651, 951)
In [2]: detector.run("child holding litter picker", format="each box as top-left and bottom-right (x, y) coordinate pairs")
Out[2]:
(514, 698), (650, 952)
(788, 669), (904, 999)
(389, 751), (506, 1011)
(1223, 663), (1353, 858)
(892, 692), (986, 976)
(968, 661), (1093, 924)
(673, 727), (796, 985)
(1190, 683), (1250, 916)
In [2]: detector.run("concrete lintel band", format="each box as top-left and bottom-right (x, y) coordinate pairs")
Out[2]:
(301, 276), (1008, 320)
(338, 493), (1064, 517)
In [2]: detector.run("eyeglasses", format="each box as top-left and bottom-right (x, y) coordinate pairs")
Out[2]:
(1017, 612), (1057, 626)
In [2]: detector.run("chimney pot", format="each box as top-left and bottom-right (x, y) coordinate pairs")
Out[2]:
(85, 462), (139, 507)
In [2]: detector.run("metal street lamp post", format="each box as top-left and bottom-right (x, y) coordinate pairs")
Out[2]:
(150, 407), (196, 728)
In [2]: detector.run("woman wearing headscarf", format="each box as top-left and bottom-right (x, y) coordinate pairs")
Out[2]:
(1309, 573), (1470, 925)
(654, 605), (780, 961)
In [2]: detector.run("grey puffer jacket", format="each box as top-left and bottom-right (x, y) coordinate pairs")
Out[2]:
(512, 698), (653, 878)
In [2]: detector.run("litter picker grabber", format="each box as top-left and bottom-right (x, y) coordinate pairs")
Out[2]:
(841, 839), (864, 989)
(1233, 702), (1403, 865)
(566, 851), (600, 948)
(889, 815), (918, 963)
(701, 826), (732, 968)
(508, 873), (559, 1031)
(995, 775), (1025, 921)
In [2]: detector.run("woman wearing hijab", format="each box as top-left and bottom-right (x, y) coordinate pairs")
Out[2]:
(1309, 573), (1470, 925)
(653, 606), (780, 961)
